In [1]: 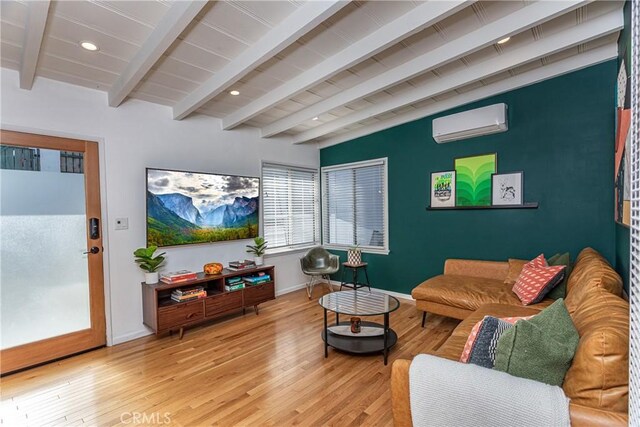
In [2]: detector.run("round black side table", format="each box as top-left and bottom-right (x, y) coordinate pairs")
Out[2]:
(339, 262), (371, 291)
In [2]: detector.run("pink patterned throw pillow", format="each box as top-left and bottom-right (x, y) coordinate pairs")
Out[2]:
(512, 254), (566, 305)
(527, 253), (548, 269)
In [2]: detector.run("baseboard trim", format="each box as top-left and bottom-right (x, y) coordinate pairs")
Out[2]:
(327, 280), (412, 300)
(112, 329), (152, 346)
(375, 288), (413, 301)
(276, 282), (308, 296)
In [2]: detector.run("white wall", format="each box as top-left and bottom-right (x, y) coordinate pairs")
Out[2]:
(0, 68), (319, 345)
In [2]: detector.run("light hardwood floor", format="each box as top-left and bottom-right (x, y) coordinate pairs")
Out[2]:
(1, 288), (460, 426)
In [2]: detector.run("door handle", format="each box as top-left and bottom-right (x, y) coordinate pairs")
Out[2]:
(84, 246), (100, 255)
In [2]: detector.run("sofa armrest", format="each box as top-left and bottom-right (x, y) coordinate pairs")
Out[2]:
(391, 359), (412, 427)
(569, 403), (627, 427)
(391, 358), (628, 427)
(443, 259), (509, 281)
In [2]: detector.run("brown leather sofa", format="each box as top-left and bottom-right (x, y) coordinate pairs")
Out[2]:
(412, 257), (556, 323)
(393, 248), (628, 426)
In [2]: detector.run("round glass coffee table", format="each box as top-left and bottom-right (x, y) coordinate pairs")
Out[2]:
(319, 290), (400, 365)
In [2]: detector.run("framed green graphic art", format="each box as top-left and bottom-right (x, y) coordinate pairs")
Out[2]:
(454, 153), (497, 206)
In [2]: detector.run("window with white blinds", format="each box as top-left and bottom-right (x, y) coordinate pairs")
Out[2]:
(629, 1), (639, 423)
(262, 163), (319, 251)
(321, 158), (388, 253)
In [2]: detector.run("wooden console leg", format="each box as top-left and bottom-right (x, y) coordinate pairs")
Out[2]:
(254, 305), (259, 315)
(421, 312), (427, 328)
(179, 327), (184, 340)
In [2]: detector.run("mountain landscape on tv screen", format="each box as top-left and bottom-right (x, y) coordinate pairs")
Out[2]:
(146, 170), (259, 247)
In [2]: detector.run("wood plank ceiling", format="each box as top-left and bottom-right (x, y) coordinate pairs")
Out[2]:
(0, 0), (625, 147)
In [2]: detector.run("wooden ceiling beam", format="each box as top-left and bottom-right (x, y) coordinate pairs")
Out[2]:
(293, 8), (622, 144)
(260, 0), (589, 139)
(108, 1), (208, 108)
(172, 0), (348, 121)
(224, 0), (472, 132)
(19, 0), (50, 90)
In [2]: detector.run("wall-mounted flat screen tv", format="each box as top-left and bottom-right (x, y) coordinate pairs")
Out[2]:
(146, 168), (260, 247)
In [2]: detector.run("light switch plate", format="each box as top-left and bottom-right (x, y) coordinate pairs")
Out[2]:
(115, 217), (129, 230)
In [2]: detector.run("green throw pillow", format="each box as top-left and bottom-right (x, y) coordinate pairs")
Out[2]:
(547, 252), (571, 299)
(547, 253), (561, 264)
(493, 299), (579, 386)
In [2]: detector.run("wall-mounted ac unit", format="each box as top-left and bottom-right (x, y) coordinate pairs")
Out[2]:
(432, 103), (508, 143)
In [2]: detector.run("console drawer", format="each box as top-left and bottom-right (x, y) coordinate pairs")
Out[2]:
(158, 300), (204, 331)
(243, 282), (275, 307)
(205, 291), (243, 318)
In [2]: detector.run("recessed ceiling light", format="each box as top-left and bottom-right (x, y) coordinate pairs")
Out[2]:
(312, 116), (319, 121)
(80, 41), (99, 51)
(497, 36), (511, 45)
(229, 90), (240, 96)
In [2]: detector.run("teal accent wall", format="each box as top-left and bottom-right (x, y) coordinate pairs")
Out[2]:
(616, 224), (630, 288)
(321, 61), (617, 295)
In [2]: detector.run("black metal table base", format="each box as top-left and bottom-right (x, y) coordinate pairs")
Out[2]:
(339, 265), (371, 292)
(322, 313), (396, 365)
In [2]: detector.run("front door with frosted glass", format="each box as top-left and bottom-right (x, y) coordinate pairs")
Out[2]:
(0, 130), (106, 374)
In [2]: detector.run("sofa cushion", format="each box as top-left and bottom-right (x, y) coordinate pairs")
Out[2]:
(412, 275), (554, 313)
(461, 316), (520, 368)
(528, 253), (549, 268)
(547, 252), (571, 300)
(512, 264), (566, 305)
(564, 248), (623, 314)
(562, 287), (629, 412)
(493, 299), (579, 386)
(459, 317), (486, 363)
(434, 304), (543, 361)
(504, 259), (528, 285)
(443, 259), (509, 280)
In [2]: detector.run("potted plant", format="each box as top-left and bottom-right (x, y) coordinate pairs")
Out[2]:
(133, 246), (166, 284)
(246, 236), (267, 266)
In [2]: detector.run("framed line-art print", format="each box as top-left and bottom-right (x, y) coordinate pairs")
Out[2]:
(430, 170), (456, 208)
(491, 172), (524, 206)
(454, 153), (497, 206)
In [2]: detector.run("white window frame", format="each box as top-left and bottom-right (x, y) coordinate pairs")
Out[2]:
(261, 161), (320, 255)
(628, 0), (639, 422)
(321, 158), (389, 255)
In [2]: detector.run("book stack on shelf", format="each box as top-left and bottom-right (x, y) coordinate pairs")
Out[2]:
(243, 272), (271, 286)
(171, 286), (206, 302)
(160, 270), (197, 284)
(225, 276), (245, 291)
(227, 260), (256, 271)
